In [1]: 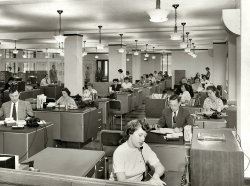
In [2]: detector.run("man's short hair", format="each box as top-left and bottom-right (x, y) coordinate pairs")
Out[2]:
(9, 85), (19, 94)
(169, 94), (181, 102)
(113, 78), (119, 82)
(124, 77), (129, 81)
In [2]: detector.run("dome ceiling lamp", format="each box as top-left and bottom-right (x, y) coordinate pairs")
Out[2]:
(54, 10), (67, 43)
(134, 40), (139, 56)
(13, 40), (18, 54)
(152, 47), (156, 59)
(96, 25), (104, 50)
(147, 0), (170, 23)
(82, 40), (87, 56)
(118, 34), (125, 53)
(184, 32), (191, 53)
(144, 44), (149, 57)
(170, 4), (181, 41)
(180, 22), (187, 48)
(22, 50), (27, 58)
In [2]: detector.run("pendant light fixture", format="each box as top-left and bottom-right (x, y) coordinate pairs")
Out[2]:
(96, 25), (104, 50)
(118, 34), (125, 53)
(144, 44), (149, 57)
(134, 40), (139, 56)
(191, 44), (197, 58)
(82, 41), (87, 56)
(180, 22), (187, 48)
(22, 50), (27, 58)
(170, 4), (181, 40)
(152, 47), (156, 59)
(45, 48), (49, 58)
(13, 40), (18, 54)
(184, 32), (191, 53)
(54, 10), (67, 43)
(147, 0), (170, 22)
(59, 42), (64, 56)
(95, 48), (99, 59)
(187, 39), (193, 55)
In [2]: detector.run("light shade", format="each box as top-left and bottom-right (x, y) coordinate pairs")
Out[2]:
(152, 55), (156, 59)
(82, 51), (87, 56)
(96, 43), (104, 50)
(170, 32), (181, 40)
(59, 50), (64, 56)
(134, 51), (139, 56)
(145, 53), (149, 58)
(180, 42), (187, 48)
(54, 34), (67, 43)
(184, 48), (191, 53)
(0, 53), (2, 57)
(95, 55), (99, 59)
(118, 48), (125, 53)
(147, 9), (170, 22)
(13, 49), (18, 54)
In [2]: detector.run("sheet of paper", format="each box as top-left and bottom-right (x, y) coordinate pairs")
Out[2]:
(150, 128), (175, 134)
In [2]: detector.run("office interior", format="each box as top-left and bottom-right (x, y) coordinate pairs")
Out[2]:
(0, 0), (249, 185)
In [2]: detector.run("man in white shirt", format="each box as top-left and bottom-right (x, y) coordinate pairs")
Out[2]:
(0, 86), (33, 120)
(40, 74), (50, 86)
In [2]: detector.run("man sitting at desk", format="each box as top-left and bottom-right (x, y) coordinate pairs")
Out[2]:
(110, 79), (122, 92)
(0, 85), (33, 120)
(40, 74), (50, 86)
(155, 94), (193, 132)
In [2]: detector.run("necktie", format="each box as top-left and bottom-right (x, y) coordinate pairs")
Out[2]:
(13, 103), (17, 121)
(173, 112), (177, 128)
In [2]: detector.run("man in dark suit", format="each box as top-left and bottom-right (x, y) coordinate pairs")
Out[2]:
(0, 86), (33, 120)
(110, 79), (122, 92)
(156, 94), (193, 132)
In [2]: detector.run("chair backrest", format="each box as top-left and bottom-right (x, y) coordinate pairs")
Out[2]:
(109, 100), (121, 110)
(100, 130), (124, 157)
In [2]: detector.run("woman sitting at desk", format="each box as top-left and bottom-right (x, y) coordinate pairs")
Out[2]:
(82, 82), (97, 101)
(180, 83), (191, 104)
(113, 120), (165, 185)
(56, 88), (77, 108)
(192, 77), (203, 92)
(110, 79), (122, 92)
(203, 85), (223, 113)
(121, 77), (133, 92)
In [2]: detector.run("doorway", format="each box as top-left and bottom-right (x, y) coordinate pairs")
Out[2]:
(96, 60), (109, 82)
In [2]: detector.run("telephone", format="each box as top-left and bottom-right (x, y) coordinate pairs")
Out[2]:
(26, 117), (40, 128)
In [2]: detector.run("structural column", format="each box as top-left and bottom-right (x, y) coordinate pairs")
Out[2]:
(108, 44), (126, 82)
(239, 0), (250, 178)
(64, 34), (83, 95)
(132, 53), (142, 84)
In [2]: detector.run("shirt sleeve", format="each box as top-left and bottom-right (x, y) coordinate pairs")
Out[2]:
(203, 98), (209, 109)
(113, 148), (125, 173)
(143, 144), (159, 166)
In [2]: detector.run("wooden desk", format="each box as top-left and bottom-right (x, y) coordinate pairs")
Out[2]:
(34, 108), (102, 143)
(22, 147), (105, 178)
(190, 128), (244, 186)
(0, 123), (53, 162)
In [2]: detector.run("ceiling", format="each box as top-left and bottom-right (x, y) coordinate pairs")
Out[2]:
(0, 0), (237, 53)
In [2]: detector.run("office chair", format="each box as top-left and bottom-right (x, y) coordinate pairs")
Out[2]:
(100, 130), (124, 180)
(109, 100), (125, 130)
